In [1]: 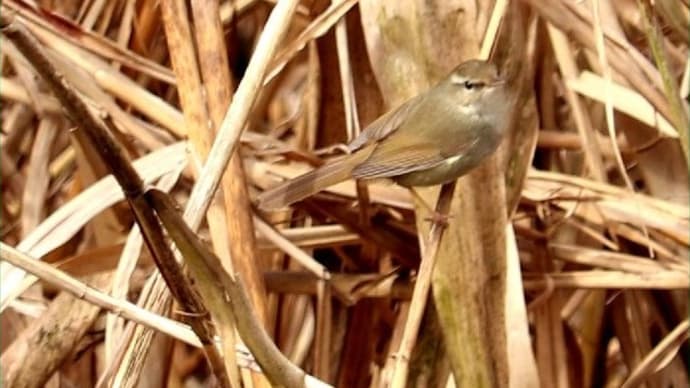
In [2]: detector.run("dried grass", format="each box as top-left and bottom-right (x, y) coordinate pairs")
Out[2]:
(0, 0), (687, 387)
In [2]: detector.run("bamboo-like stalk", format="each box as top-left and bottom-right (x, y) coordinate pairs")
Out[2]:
(182, 0), (300, 226)
(157, 1), (243, 386)
(389, 182), (456, 388)
(190, 0), (268, 328)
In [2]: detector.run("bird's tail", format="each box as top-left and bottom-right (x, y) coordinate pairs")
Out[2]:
(256, 152), (368, 209)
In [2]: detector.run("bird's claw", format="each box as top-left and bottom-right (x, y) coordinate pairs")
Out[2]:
(423, 211), (453, 227)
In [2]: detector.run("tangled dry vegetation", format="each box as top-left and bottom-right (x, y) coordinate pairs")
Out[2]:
(0, 0), (688, 387)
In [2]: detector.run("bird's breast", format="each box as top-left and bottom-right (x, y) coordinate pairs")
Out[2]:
(393, 153), (470, 187)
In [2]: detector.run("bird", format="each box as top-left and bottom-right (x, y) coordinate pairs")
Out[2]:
(256, 59), (513, 210)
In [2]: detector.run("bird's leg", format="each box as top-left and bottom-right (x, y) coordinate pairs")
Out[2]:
(408, 187), (452, 226)
(314, 143), (350, 156)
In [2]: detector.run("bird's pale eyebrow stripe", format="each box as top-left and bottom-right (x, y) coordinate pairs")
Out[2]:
(450, 73), (466, 85)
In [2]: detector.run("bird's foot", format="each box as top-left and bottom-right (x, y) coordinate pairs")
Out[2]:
(409, 188), (452, 226)
(423, 211), (453, 227)
(315, 143), (350, 156)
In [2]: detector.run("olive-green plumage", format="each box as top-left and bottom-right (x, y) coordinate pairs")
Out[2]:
(257, 59), (513, 209)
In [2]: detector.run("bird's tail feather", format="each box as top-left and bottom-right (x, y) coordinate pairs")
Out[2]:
(257, 156), (358, 209)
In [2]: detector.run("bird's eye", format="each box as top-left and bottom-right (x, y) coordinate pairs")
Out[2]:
(463, 80), (485, 90)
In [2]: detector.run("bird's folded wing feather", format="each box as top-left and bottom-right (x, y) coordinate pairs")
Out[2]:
(351, 126), (480, 179)
(347, 96), (420, 152)
(351, 135), (446, 179)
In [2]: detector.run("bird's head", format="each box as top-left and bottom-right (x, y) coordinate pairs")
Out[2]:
(443, 59), (507, 109)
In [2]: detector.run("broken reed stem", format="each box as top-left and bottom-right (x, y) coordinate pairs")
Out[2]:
(147, 189), (318, 388)
(390, 181), (457, 388)
(0, 12), (230, 388)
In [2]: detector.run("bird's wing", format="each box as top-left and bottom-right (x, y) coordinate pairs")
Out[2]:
(346, 96), (420, 152)
(352, 109), (479, 178)
(348, 89), (482, 179)
(351, 142), (445, 178)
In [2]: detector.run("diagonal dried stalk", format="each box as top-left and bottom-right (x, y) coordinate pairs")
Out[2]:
(158, 1), (245, 386)
(389, 182), (456, 388)
(104, 0), (299, 385)
(0, 12), (230, 388)
(105, 166), (182, 365)
(147, 188), (329, 388)
(0, 142), (187, 311)
(3, 0), (176, 84)
(0, 242), (200, 347)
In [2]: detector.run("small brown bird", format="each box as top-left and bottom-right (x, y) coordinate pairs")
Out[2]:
(257, 59), (513, 210)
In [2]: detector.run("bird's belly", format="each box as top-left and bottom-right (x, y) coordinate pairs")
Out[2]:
(393, 154), (472, 187)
